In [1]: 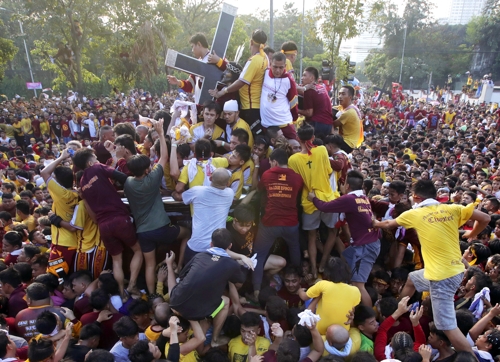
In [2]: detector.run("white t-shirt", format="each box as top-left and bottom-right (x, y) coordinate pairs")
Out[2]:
(83, 118), (97, 138)
(110, 334), (147, 362)
(260, 69), (295, 127)
(182, 185), (234, 252)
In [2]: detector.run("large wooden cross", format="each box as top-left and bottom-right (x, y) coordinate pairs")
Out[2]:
(165, 3), (238, 104)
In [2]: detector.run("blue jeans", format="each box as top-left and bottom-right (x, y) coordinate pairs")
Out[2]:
(252, 223), (301, 291)
(309, 121), (332, 137)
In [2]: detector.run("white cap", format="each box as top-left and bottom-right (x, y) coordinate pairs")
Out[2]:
(223, 99), (239, 112)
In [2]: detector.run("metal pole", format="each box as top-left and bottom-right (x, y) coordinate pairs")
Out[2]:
(19, 20), (36, 96)
(410, 78), (413, 92)
(398, 24), (407, 84)
(269, 0), (274, 50)
(299, 0), (305, 78)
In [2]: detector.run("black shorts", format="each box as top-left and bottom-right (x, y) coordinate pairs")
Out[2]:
(338, 137), (354, 154)
(239, 109), (263, 136)
(137, 223), (180, 253)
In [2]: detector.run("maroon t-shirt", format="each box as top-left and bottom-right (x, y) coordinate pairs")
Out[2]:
(277, 287), (304, 309)
(258, 167), (303, 227)
(80, 163), (129, 223)
(92, 142), (112, 164)
(60, 119), (71, 137)
(313, 193), (380, 246)
(81, 311), (124, 350)
(302, 85), (333, 125)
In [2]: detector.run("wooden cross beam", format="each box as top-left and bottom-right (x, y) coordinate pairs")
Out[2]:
(165, 3), (237, 105)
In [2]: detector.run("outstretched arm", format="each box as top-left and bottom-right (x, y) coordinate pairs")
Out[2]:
(40, 148), (70, 182)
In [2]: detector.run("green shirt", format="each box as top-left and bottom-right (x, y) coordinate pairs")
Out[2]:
(359, 333), (374, 354)
(124, 164), (170, 233)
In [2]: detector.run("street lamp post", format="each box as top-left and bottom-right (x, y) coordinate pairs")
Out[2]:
(269, 0), (274, 50)
(0, 7), (37, 96)
(299, 0), (305, 78)
(410, 76), (413, 93)
(398, 23), (407, 84)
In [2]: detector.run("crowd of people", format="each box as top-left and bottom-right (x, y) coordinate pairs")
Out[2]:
(0, 28), (499, 362)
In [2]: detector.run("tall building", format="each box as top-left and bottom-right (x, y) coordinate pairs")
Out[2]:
(448, 0), (486, 25)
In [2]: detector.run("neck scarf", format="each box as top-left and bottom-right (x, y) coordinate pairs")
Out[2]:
(184, 157), (214, 185)
(412, 198), (440, 209)
(206, 247), (230, 258)
(324, 338), (353, 357)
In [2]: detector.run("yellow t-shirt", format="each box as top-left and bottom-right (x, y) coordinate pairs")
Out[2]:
(233, 118), (254, 147)
(396, 203), (474, 280)
(285, 58), (293, 72)
(239, 52), (268, 110)
(307, 280), (361, 334)
(229, 168), (244, 200)
(47, 178), (79, 248)
(0, 124), (16, 138)
(39, 121), (50, 136)
(71, 200), (100, 252)
(163, 162), (176, 191)
(228, 336), (270, 362)
(12, 121), (23, 137)
(288, 146), (335, 214)
(21, 118), (32, 134)
(164, 342), (200, 362)
(21, 215), (36, 232)
(178, 157), (229, 187)
(444, 112), (456, 129)
(337, 107), (362, 148)
(189, 123), (225, 143)
(242, 158), (254, 186)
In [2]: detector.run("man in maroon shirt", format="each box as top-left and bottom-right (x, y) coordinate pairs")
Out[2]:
(277, 266), (305, 309)
(15, 282), (65, 340)
(308, 170), (380, 307)
(73, 148), (142, 300)
(253, 148), (303, 297)
(81, 288), (121, 350)
(299, 67), (333, 136)
(0, 268), (27, 318)
(91, 126), (115, 164)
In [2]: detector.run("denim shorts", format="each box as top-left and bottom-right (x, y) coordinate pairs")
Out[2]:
(343, 240), (380, 283)
(409, 269), (463, 331)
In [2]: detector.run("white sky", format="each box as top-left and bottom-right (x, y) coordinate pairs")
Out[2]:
(228, 0), (452, 21)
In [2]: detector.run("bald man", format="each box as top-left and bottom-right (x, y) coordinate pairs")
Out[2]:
(324, 324), (357, 357)
(182, 168), (234, 263)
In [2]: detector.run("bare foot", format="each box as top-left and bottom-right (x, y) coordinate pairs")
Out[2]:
(211, 335), (230, 347)
(127, 286), (142, 298)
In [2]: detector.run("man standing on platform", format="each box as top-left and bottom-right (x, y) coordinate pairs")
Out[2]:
(260, 53), (298, 140)
(299, 66), (333, 136)
(210, 30), (269, 135)
(167, 33), (227, 103)
(333, 85), (363, 154)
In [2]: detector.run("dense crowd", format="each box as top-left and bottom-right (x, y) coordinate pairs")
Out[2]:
(0, 28), (499, 362)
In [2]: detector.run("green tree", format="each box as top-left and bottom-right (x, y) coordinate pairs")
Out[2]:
(0, 20), (17, 82)
(316, 0), (364, 65)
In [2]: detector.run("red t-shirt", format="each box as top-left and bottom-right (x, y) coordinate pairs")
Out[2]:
(302, 85), (333, 125)
(31, 119), (40, 138)
(81, 311), (124, 350)
(415, 109), (427, 120)
(80, 163), (130, 223)
(258, 167), (303, 227)
(60, 119), (71, 137)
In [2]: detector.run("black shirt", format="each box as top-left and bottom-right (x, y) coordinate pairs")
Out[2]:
(170, 252), (246, 320)
(227, 222), (256, 257)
